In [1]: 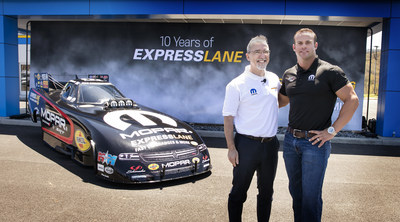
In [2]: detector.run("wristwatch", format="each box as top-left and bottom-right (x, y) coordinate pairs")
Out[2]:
(327, 126), (337, 136)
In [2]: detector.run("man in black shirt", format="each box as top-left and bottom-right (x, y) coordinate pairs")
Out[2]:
(278, 28), (359, 222)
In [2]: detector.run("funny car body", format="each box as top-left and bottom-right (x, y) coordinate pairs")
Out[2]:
(28, 73), (212, 183)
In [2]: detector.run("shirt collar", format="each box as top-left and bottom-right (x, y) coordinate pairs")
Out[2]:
(244, 65), (266, 81)
(296, 57), (319, 73)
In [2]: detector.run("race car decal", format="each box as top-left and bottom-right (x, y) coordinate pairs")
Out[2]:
(32, 88), (74, 145)
(29, 91), (40, 106)
(98, 151), (117, 166)
(74, 130), (91, 152)
(202, 154), (210, 163)
(103, 110), (178, 131)
(105, 166), (114, 174)
(127, 165), (145, 174)
(161, 159), (191, 168)
(98, 164), (115, 175)
(192, 157), (200, 164)
(148, 163), (159, 171)
(41, 108), (67, 131)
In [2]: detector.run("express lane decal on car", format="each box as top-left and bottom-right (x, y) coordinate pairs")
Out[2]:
(104, 110), (196, 150)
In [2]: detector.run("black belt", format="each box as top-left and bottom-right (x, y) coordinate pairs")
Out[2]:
(240, 134), (274, 143)
(287, 126), (317, 139)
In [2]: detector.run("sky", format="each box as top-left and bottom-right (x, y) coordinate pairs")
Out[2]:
(366, 31), (382, 50)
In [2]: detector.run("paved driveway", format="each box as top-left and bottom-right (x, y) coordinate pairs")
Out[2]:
(1, 125), (399, 222)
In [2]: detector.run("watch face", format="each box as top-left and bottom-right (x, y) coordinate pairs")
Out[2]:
(328, 127), (335, 134)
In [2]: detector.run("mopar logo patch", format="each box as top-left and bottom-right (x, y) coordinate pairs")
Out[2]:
(250, 88), (257, 95)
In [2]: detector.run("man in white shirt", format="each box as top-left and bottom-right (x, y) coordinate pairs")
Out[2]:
(222, 35), (281, 222)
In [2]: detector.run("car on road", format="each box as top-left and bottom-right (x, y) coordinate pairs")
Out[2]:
(28, 73), (212, 183)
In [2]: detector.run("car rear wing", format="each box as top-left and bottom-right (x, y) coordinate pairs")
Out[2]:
(33, 72), (65, 92)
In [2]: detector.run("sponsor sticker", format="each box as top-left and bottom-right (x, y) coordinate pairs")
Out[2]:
(97, 164), (105, 172)
(29, 92), (40, 105)
(119, 153), (139, 161)
(98, 151), (117, 166)
(74, 130), (91, 152)
(127, 165), (145, 174)
(202, 154), (210, 163)
(161, 159), (191, 168)
(105, 166), (114, 174)
(190, 141), (198, 146)
(148, 163), (160, 171)
(192, 157), (200, 164)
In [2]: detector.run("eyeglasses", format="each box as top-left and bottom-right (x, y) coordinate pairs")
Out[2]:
(248, 50), (271, 55)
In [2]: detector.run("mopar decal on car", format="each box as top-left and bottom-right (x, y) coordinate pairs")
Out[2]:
(103, 110), (177, 131)
(27, 73), (211, 183)
(41, 108), (67, 130)
(162, 159), (191, 168)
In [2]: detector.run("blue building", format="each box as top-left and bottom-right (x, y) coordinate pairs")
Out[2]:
(0, 0), (399, 137)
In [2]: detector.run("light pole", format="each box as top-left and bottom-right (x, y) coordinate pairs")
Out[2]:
(373, 45), (378, 95)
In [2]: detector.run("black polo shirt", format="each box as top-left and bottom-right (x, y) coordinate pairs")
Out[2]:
(279, 58), (349, 130)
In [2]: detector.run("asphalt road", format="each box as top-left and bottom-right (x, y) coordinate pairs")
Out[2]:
(1, 124), (400, 222)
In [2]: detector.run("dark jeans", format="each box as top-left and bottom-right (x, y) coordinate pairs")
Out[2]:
(228, 133), (279, 222)
(283, 131), (331, 222)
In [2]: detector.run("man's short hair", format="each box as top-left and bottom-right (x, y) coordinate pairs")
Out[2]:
(247, 35), (269, 53)
(294, 28), (317, 43)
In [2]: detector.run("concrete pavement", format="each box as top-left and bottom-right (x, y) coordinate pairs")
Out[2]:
(1, 124), (400, 222)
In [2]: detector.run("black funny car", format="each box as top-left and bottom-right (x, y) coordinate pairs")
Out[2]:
(28, 73), (211, 183)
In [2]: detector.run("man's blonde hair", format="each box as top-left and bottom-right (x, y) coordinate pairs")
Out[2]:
(294, 28), (317, 43)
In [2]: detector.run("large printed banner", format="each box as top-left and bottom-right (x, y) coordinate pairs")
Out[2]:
(31, 22), (366, 130)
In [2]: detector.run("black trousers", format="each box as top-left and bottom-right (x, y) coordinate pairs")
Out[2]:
(228, 133), (279, 222)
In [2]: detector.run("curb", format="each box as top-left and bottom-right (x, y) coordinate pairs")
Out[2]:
(1, 117), (399, 147)
(0, 117), (40, 127)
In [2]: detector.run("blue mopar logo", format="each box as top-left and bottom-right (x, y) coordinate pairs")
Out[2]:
(250, 88), (257, 95)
